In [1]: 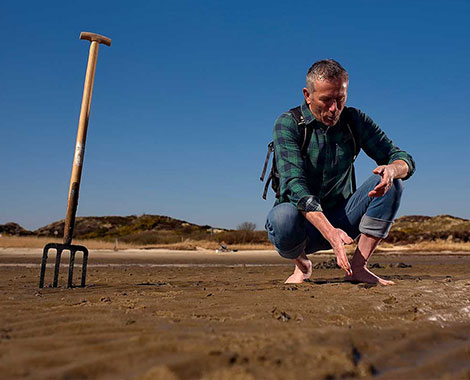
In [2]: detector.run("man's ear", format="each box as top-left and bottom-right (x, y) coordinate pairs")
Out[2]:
(303, 87), (312, 104)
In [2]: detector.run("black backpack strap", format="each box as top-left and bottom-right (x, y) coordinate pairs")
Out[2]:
(261, 142), (277, 200)
(288, 106), (304, 125)
(262, 178), (270, 200)
(344, 109), (360, 193)
(260, 142), (274, 182)
(262, 166), (280, 200)
(288, 106), (311, 158)
(351, 159), (357, 193)
(345, 122), (359, 161)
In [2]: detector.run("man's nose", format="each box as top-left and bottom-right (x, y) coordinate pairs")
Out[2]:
(329, 100), (338, 112)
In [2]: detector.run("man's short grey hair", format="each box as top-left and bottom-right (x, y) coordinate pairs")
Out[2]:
(306, 59), (349, 91)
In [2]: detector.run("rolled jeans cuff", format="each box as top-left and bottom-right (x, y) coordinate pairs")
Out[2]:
(359, 215), (393, 239)
(275, 238), (307, 260)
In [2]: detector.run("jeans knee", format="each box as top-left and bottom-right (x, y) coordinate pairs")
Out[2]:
(392, 178), (404, 196)
(267, 203), (303, 236)
(364, 178), (404, 223)
(370, 175), (403, 200)
(266, 203), (306, 250)
(388, 179), (404, 206)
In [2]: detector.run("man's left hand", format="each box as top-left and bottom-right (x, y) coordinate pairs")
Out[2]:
(368, 165), (395, 197)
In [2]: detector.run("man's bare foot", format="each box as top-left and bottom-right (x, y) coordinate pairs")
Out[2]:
(285, 255), (312, 284)
(345, 266), (395, 285)
(347, 235), (394, 285)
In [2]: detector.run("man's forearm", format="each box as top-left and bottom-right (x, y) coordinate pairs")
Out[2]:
(301, 211), (337, 242)
(389, 160), (409, 179)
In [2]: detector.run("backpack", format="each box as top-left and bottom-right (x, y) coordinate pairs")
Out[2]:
(260, 106), (359, 200)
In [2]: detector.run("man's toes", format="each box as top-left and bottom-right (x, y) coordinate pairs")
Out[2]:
(378, 278), (395, 286)
(285, 274), (304, 284)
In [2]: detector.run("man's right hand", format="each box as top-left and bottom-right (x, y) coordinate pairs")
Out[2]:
(302, 211), (354, 276)
(327, 228), (354, 276)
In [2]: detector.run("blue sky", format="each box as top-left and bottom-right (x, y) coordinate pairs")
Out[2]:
(1, 0), (469, 231)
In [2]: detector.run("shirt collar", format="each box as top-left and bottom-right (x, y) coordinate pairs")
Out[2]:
(300, 99), (316, 125)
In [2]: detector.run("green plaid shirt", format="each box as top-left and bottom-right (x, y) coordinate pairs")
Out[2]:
(273, 100), (415, 212)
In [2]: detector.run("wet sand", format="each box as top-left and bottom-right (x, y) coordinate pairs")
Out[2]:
(1, 248), (470, 379)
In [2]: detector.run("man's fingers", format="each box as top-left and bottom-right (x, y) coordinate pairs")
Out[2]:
(372, 166), (392, 194)
(340, 258), (352, 276)
(342, 235), (354, 244)
(341, 258), (351, 274)
(370, 186), (385, 194)
(371, 181), (387, 194)
(336, 257), (346, 271)
(374, 179), (388, 190)
(373, 166), (384, 175)
(369, 178), (390, 197)
(338, 229), (354, 244)
(335, 250), (352, 276)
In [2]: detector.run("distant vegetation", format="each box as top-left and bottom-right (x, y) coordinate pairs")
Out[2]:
(385, 215), (470, 244)
(0, 215), (268, 246)
(0, 223), (33, 237)
(237, 222), (257, 231)
(1, 214), (469, 250)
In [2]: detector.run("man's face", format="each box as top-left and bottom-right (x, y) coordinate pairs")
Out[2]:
(303, 77), (348, 126)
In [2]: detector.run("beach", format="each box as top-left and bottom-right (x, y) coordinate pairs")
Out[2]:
(1, 248), (469, 379)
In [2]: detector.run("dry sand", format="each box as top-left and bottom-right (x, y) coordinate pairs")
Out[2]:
(1, 248), (470, 379)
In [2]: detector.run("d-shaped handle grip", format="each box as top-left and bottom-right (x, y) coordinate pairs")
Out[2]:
(80, 32), (112, 47)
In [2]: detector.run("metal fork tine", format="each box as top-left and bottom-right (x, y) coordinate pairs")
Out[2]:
(68, 250), (76, 288)
(81, 248), (89, 287)
(53, 248), (62, 287)
(39, 244), (51, 288)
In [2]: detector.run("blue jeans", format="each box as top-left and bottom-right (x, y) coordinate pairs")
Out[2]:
(265, 175), (403, 259)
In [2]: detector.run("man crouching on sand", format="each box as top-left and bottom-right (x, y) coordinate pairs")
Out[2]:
(265, 59), (415, 285)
